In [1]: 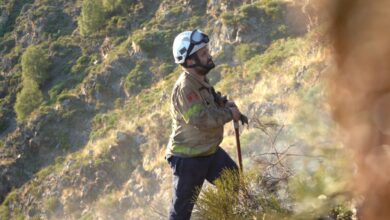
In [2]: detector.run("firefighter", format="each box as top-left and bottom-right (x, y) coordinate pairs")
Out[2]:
(166, 29), (241, 220)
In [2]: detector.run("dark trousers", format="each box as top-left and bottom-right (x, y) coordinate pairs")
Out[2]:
(167, 147), (239, 220)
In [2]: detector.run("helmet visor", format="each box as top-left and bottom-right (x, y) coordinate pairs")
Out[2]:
(186, 30), (209, 59)
(190, 30), (209, 44)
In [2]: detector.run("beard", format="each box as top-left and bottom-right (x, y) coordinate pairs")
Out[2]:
(196, 58), (215, 76)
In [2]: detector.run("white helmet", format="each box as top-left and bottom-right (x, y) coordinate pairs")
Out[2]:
(172, 30), (209, 64)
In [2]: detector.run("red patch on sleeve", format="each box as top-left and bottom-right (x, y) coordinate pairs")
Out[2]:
(186, 91), (199, 103)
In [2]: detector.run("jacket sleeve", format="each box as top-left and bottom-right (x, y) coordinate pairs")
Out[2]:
(176, 85), (233, 129)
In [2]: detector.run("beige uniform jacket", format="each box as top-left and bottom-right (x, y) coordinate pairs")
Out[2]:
(166, 72), (233, 158)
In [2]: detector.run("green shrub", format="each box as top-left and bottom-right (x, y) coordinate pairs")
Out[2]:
(0, 205), (10, 220)
(90, 112), (119, 140)
(259, 0), (282, 18)
(72, 56), (90, 74)
(234, 43), (260, 63)
(221, 12), (242, 26)
(236, 0), (283, 25)
(269, 24), (287, 39)
(21, 45), (50, 86)
(14, 79), (44, 122)
(102, 0), (123, 13)
(55, 156), (65, 165)
(244, 38), (303, 79)
(48, 74), (86, 103)
(0, 188), (20, 219)
(167, 5), (184, 18)
(78, 0), (106, 36)
(124, 61), (152, 95)
(132, 30), (173, 59)
(150, 62), (175, 79)
(195, 169), (241, 220)
(195, 169), (288, 220)
(181, 16), (203, 30)
(240, 4), (260, 18)
(0, 99), (9, 132)
(102, 0), (136, 14)
(106, 16), (128, 36)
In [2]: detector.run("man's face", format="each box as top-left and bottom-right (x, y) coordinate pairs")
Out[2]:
(196, 46), (214, 66)
(188, 46), (215, 75)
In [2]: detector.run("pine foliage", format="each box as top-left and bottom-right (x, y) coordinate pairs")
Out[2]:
(78, 0), (106, 36)
(14, 79), (44, 121)
(21, 45), (50, 86)
(194, 169), (289, 220)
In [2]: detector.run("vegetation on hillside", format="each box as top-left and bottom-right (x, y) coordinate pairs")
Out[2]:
(0, 0), (355, 219)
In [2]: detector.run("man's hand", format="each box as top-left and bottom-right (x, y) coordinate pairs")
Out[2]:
(229, 107), (241, 121)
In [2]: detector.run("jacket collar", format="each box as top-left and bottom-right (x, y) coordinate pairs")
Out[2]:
(185, 72), (211, 89)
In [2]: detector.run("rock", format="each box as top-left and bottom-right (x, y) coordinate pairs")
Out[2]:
(95, 170), (107, 185)
(116, 131), (128, 143)
(88, 149), (94, 157)
(103, 183), (114, 193)
(119, 195), (132, 210)
(0, 10), (9, 31)
(81, 182), (99, 202)
(80, 56), (133, 105)
(65, 160), (75, 171)
(80, 165), (95, 180)
(0, 56), (18, 72)
(28, 206), (38, 217)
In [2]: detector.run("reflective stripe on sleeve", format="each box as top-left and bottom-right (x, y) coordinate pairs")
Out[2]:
(183, 103), (203, 123)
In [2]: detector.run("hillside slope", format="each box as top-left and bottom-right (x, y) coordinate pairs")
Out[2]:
(0, 0), (350, 219)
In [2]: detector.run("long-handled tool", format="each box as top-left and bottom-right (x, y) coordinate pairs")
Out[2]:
(234, 114), (248, 173)
(234, 120), (243, 173)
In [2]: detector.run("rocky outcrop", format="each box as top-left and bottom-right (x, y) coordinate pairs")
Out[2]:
(13, 4), (76, 48)
(81, 56), (134, 106)
(6, 131), (144, 218)
(0, 10), (9, 35)
(209, 1), (309, 56)
(0, 97), (94, 204)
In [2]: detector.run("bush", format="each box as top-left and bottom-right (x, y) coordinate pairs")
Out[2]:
(0, 205), (10, 220)
(102, 0), (123, 14)
(132, 30), (173, 59)
(32, 6), (74, 37)
(14, 79), (44, 121)
(0, 99), (9, 132)
(195, 169), (288, 220)
(106, 16), (128, 36)
(102, 0), (136, 14)
(240, 4), (260, 18)
(78, 0), (106, 36)
(21, 45), (50, 86)
(259, 0), (282, 18)
(234, 43), (260, 63)
(221, 12), (241, 26)
(244, 38), (303, 79)
(150, 62), (175, 79)
(124, 61), (152, 95)
(90, 112), (119, 140)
